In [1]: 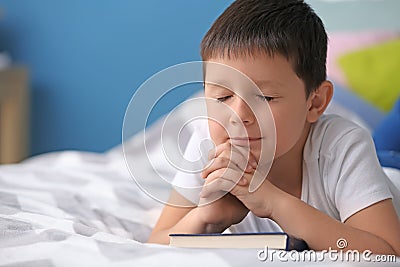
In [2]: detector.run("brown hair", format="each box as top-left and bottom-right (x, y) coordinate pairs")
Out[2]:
(201, 0), (327, 96)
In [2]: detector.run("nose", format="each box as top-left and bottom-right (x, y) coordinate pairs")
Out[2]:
(229, 96), (255, 126)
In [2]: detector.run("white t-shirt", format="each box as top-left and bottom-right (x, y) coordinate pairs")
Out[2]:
(172, 114), (400, 233)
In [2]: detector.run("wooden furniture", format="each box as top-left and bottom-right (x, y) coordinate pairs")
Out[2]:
(0, 66), (29, 164)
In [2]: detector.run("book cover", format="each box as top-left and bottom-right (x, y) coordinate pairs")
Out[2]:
(169, 232), (308, 251)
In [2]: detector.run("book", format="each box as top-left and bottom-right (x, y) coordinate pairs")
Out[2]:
(169, 232), (308, 251)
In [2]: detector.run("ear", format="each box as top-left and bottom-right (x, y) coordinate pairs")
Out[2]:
(306, 80), (333, 123)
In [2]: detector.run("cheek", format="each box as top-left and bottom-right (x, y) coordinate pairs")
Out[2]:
(273, 106), (307, 156)
(208, 120), (227, 145)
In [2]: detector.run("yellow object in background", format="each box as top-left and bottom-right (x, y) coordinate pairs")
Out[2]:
(0, 67), (30, 164)
(338, 38), (400, 112)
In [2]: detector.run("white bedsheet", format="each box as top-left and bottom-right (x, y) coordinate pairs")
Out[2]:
(1, 149), (399, 266)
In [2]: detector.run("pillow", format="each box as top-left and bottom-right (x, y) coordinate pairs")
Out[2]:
(338, 39), (400, 112)
(373, 98), (400, 153)
(327, 31), (399, 88)
(327, 83), (384, 131)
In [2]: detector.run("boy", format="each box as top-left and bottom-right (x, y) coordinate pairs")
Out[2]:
(148, 0), (400, 255)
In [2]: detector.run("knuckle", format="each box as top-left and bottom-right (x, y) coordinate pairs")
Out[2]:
(216, 143), (227, 153)
(220, 149), (230, 157)
(216, 157), (226, 164)
(222, 142), (231, 149)
(217, 157), (230, 167)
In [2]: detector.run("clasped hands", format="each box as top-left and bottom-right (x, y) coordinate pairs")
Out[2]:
(198, 142), (275, 226)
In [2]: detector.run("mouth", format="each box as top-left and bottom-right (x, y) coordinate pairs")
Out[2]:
(229, 137), (263, 146)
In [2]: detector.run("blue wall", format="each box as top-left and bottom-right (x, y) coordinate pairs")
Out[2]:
(0, 0), (399, 156)
(0, 0), (233, 156)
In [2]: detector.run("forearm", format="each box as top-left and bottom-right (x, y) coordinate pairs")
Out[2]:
(147, 208), (226, 245)
(271, 188), (398, 255)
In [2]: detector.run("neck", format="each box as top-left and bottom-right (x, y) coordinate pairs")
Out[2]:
(268, 122), (311, 198)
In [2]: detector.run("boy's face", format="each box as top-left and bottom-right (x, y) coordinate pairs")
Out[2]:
(204, 53), (310, 162)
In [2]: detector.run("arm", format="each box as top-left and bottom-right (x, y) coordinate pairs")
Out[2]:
(201, 174), (400, 255)
(147, 189), (199, 244)
(147, 189), (249, 244)
(201, 127), (400, 254)
(270, 185), (400, 255)
(148, 143), (254, 244)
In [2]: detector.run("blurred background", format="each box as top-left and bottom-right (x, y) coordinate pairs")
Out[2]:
(0, 0), (399, 163)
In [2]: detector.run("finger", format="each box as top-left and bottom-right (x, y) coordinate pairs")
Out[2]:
(200, 177), (248, 198)
(231, 145), (258, 169)
(207, 142), (230, 160)
(218, 148), (253, 172)
(210, 143), (256, 171)
(201, 155), (252, 179)
(205, 167), (249, 188)
(198, 190), (227, 206)
(205, 168), (250, 190)
(239, 176), (248, 186)
(219, 142), (258, 169)
(200, 177), (235, 198)
(205, 168), (243, 186)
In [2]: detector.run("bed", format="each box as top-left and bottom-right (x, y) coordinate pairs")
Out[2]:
(1, 27), (400, 267)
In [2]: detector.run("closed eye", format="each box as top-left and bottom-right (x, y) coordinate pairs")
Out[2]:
(257, 95), (275, 102)
(216, 95), (232, 102)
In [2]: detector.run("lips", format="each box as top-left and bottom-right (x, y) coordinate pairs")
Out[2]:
(229, 137), (262, 146)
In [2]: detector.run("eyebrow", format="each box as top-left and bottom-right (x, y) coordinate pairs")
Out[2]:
(204, 82), (282, 97)
(205, 80), (283, 92)
(204, 82), (227, 88)
(252, 80), (284, 89)
(205, 79), (282, 86)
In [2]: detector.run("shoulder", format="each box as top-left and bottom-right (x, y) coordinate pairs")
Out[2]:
(311, 114), (368, 142)
(304, 114), (372, 161)
(303, 115), (392, 222)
